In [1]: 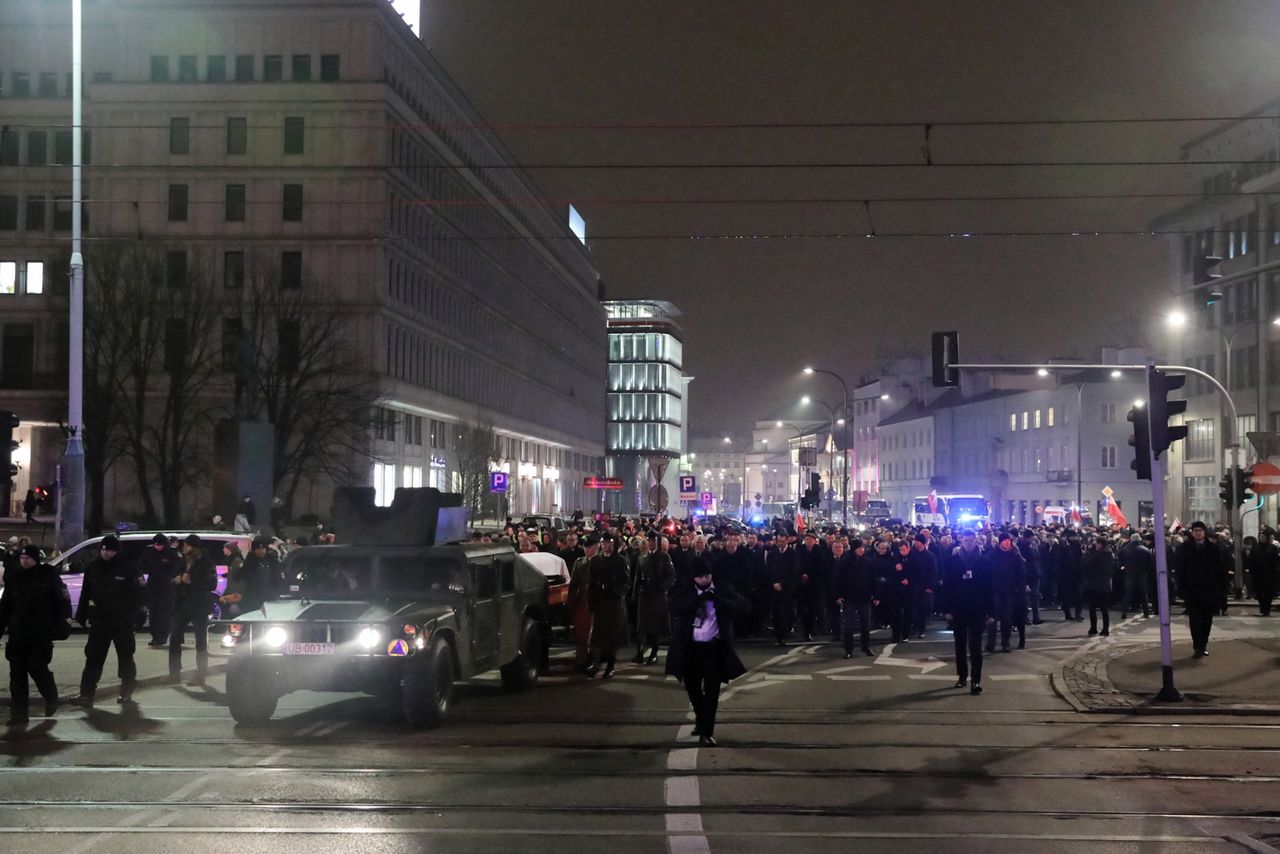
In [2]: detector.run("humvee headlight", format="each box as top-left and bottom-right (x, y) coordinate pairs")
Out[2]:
(221, 634), (238, 648)
(414, 636), (426, 650)
(264, 626), (288, 648)
(357, 628), (381, 650)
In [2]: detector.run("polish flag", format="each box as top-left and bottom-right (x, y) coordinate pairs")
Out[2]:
(927, 490), (938, 515)
(795, 512), (806, 534)
(1106, 495), (1128, 528)
(1070, 504), (1082, 525)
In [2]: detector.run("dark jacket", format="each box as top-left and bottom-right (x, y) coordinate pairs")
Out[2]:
(712, 546), (751, 595)
(907, 546), (939, 593)
(832, 551), (877, 606)
(140, 545), (181, 594)
(767, 546), (799, 597)
(1081, 546), (1117, 597)
(1017, 539), (1041, 584)
(985, 546), (1027, 597)
(1119, 541), (1154, 585)
(942, 545), (995, 621)
(238, 552), (278, 612)
(587, 551), (631, 652)
(1246, 541), (1279, 599)
(75, 554), (145, 628)
(665, 578), (747, 683)
(174, 548), (218, 619)
(1174, 538), (1230, 606)
(0, 562), (69, 643)
(632, 550), (675, 636)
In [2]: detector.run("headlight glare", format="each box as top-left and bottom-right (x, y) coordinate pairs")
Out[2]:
(357, 627), (381, 650)
(264, 626), (287, 648)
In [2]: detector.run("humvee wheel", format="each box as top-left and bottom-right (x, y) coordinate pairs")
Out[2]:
(500, 620), (540, 692)
(227, 657), (279, 725)
(404, 639), (454, 729)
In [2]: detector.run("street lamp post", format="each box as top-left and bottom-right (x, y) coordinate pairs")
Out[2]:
(800, 396), (846, 522)
(804, 367), (851, 527)
(62, 0), (86, 550)
(723, 436), (747, 517)
(777, 420), (815, 514)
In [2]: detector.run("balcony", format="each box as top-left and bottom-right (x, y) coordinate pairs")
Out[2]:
(1045, 469), (1074, 483)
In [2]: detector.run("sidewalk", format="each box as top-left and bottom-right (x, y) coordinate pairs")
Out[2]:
(1055, 635), (1280, 715)
(0, 633), (228, 708)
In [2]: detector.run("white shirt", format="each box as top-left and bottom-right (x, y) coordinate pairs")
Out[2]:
(692, 585), (720, 642)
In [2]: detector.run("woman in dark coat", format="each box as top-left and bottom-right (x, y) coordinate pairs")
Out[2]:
(665, 557), (747, 747)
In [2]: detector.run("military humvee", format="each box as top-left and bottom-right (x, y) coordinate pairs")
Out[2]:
(214, 488), (546, 728)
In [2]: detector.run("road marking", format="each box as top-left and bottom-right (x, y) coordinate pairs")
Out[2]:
(875, 642), (946, 674)
(311, 722), (346, 737)
(828, 675), (891, 682)
(816, 664), (871, 675)
(989, 674), (1049, 681)
(761, 673), (812, 681)
(664, 775), (700, 808)
(667, 748), (698, 772)
(908, 674), (960, 681)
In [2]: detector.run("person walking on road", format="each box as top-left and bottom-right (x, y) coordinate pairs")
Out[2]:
(833, 540), (876, 658)
(985, 533), (1027, 652)
(567, 535), (600, 669)
(141, 533), (180, 647)
(666, 557), (747, 747)
(943, 531), (995, 695)
(768, 534), (799, 646)
(70, 534), (144, 707)
(1174, 521), (1231, 657)
(1081, 537), (1116, 637)
(168, 534), (217, 686)
(0, 545), (70, 725)
(1119, 533), (1154, 620)
(907, 533), (938, 638)
(631, 532), (675, 664)
(1246, 529), (1279, 616)
(585, 533), (630, 679)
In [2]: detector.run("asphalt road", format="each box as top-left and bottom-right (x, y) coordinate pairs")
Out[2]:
(2, 615), (1279, 853)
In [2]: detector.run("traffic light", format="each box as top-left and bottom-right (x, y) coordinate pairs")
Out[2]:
(0, 410), (18, 486)
(1147, 367), (1187, 457)
(1219, 472), (1234, 507)
(931, 331), (960, 388)
(1192, 254), (1223, 286)
(1127, 405), (1151, 481)
(1241, 467), (1255, 506)
(1219, 465), (1251, 507)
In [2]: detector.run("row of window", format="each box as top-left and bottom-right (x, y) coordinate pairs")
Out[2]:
(883, 459), (933, 482)
(997, 444), (1076, 474)
(1008, 406), (1058, 431)
(169, 116), (304, 156)
(0, 261), (44, 295)
(607, 332), (683, 368)
(607, 391), (683, 425)
(0, 128), (92, 166)
(164, 249), (302, 291)
(882, 428), (932, 450)
(148, 53), (340, 84)
(165, 183), (304, 222)
(0, 195), (83, 233)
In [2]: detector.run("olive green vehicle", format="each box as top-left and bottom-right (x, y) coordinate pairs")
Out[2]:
(213, 488), (547, 728)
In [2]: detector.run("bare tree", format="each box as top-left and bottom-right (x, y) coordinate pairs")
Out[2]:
(451, 415), (499, 524)
(234, 255), (382, 519)
(80, 246), (130, 531)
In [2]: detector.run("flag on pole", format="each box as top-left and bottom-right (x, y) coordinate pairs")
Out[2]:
(795, 511), (806, 534)
(926, 490), (938, 515)
(1105, 493), (1128, 528)
(1070, 504), (1082, 525)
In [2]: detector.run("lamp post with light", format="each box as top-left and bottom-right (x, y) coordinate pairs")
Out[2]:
(61, 0), (86, 550)
(800, 396), (845, 521)
(804, 367), (851, 526)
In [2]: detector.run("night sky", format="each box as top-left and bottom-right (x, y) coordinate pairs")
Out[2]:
(418, 1), (1280, 435)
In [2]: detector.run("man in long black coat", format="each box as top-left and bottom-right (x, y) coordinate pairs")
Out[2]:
(665, 557), (747, 747)
(71, 534), (144, 707)
(141, 533), (180, 647)
(1248, 529), (1280, 616)
(832, 540), (876, 657)
(767, 535), (799, 646)
(943, 531), (995, 694)
(985, 533), (1027, 652)
(0, 545), (69, 724)
(1174, 521), (1230, 656)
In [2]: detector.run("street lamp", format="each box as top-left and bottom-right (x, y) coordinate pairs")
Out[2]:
(1036, 368), (1049, 377)
(804, 366), (852, 526)
(1167, 310), (1188, 328)
(62, 0), (86, 549)
(800, 395), (845, 522)
(1110, 370), (1122, 379)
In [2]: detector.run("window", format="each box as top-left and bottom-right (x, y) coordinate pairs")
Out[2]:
(1034, 409), (1042, 429)
(225, 184), (246, 222)
(0, 262), (14, 294)
(1186, 475), (1216, 512)
(150, 55), (170, 82)
(373, 462), (396, 507)
(279, 320), (300, 373)
(178, 55), (197, 82)
(53, 197), (72, 231)
(1238, 414), (1259, 464)
(403, 465), (423, 488)
(207, 55), (226, 82)
(282, 183), (303, 221)
(1009, 413), (1017, 432)
(26, 131), (46, 165)
(167, 184), (188, 221)
(10, 72), (30, 97)
(1035, 448), (1043, 472)
(169, 117), (190, 154)
(25, 262), (43, 295)
(263, 55), (283, 82)
(320, 54), (340, 81)
(227, 117), (247, 154)
(53, 131), (72, 165)
(1186, 418), (1215, 462)
(1100, 446), (1116, 468)
(0, 196), (16, 231)
(165, 250), (187, 288)
(221, 317), (243, 371)
(92, 71), (113, 84)
(1047, 406), (1055, 427)
(0, 130), (17, 165)
(224, 251), (245, 289)
(283, 117), (304, 154)
(1021, 411), (1029, 430)
(281, 251), (302, 289)
(37, 73), (58, 98)
(164, 318), (186, 372)
(25, 196), (45, 231)
(291, 54), (311, 81)
(1100, 402), (1116, 423)
(234, 54), (254, 82)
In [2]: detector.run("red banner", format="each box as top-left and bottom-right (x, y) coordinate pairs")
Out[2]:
(584, 477), (624, 490)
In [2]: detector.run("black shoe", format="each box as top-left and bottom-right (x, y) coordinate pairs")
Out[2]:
(698, 735), (718, 747)
(1087, 629), (1098, 636)
(601, 667), (614, 679)
(1000, 645), (1010, 653)
(68, 694), (94, 709)
(646, 653), (659, 665)
(6, 714), (29, 726)
(163, 673), (181, 686)
(862, 647), (873, 656)
(900, 637), (910, 644)
(955, 679), (967, 688)
(916, 633), (925, 639)
(805, 634), (814, 642)
(1017, 640), (1026, 650)
(187, 677), (205, 688)
(584, 665), (598, 679)
(630, 653), (643, 664)
(115, 694), (133, 705)
(690, 725), (702, 737)
(1100, 630), (1109, 637)
(1031, 619), (1044, 625)
(970, 683), (983, 695)
(147, 641), (167, 648)
(43, 698), (58, 717)
(776, 640), (786, 647)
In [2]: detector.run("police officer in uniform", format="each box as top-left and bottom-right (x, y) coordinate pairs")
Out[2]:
(71, 534), (144, 707)
(169, 534), (218, 685)
(0, 545), (69, 725)
(141, 533), (180, 647)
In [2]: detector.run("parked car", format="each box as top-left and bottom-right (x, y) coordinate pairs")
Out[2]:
(519, 514), (567, 531)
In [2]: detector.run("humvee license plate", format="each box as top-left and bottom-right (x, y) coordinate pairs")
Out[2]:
(283, 642), (334, 655)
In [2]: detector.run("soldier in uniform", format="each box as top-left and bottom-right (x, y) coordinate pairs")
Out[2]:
(141, 533), (180, 647)
(1174, 521), (1231, 657)
(586, 533), (630, 678)
(168, 534), (218, 685)
(0, 545), (69, 725)
(71, 534), (144, 707)
(631, 531), (675, 664)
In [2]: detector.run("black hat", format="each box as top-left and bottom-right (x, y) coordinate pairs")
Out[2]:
(100, 534), (120, 550)
(19, 544), (41, 561)
(1190, 520), (1208, 531)
(998, 532), (1013, 542)
(599, 532), (615, 543)
(583, 534), (600, 546)
(252, 536), (270, 549)
(184, 533), (202, 546)
(645, 531), (658, 540)
(914, 533), (929, 544)
(152, 533), (167, 545)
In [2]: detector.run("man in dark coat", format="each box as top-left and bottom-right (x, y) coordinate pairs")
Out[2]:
(168, 534), (218, 685)
(1174, 521), (1230, 656)
(665, 557), (747, 747)
(795, 532), (825, 641)
(141, 533), (180, 647)
(71, 534), (144, 707)
(943, 531), (995, 694)
(713, 532), (752, 634)
(1119, 534), (1154, 619)
(984, 533), (1027, 652)
(0, 545), (69, 724)
(630, 532), (675, 664)
(1054, 534), (1084, 621)
(832, 540), (876, 657)
(1248, 529), (1280, 616)
(1017, 530), (1044, 625)
(907, 533), (939, 638)
(558, 531), (584, 574)
(1081, 537), (1116, 636)
(767, 534), (799, 646)
(586, 533), (630, 678)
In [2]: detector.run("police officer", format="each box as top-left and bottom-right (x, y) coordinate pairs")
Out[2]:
(141, 533), (180, 647)
(169, 534), (218, 685)
(71, 534), (144, 707)
(0, 545), (69, 725)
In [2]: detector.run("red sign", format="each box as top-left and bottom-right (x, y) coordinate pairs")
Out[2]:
(1251, 461), (1280, 495)
(584, 477), (624, 490)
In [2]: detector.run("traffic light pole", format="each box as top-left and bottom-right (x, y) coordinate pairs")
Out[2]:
(1149, 445), (1181, 703)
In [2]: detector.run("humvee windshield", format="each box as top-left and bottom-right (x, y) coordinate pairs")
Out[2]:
(284, 551), (466, 598)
